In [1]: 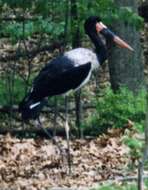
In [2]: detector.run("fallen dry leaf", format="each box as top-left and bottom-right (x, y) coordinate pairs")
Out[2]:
(0, 132), (132, 189)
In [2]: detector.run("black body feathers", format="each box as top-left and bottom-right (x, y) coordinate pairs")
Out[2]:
(19, 57), (91, 121)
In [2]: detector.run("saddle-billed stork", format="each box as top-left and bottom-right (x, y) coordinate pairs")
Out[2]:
(19, 16), (133, 120)
(19, 16), (133, 173)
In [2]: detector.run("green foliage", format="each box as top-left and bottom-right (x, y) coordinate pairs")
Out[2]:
(2, 23), (24, 42)
(0, 0), (68, 43)
(0, 18), (65, 43)
(91, 180), (148, 190)
(118, 7), (144, 29)
(0, 0), (143, 43)
(145, 179), (148, 187)
(83, 87), (146, 134)
(0, 77), (25, 106)
(82, 1), (144, 28)
(33, 0), (49, 18)
(91, 182), (140, 190)
(1, 0), (33, 9)
(123, 134), (143, 159)
(124, 137), (142, 150)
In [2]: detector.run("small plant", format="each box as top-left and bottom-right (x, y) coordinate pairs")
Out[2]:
(83, 87), (146, 135)
(123, 135), (143, 161)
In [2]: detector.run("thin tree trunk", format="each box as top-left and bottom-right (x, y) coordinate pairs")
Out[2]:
(63, 0), (70, 50)
(70, 0), (83, 138)
(138, 89), (148, 190)
(70, 0), (81, 48)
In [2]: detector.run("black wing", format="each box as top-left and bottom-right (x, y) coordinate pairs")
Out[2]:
(30, 61), (91, 101)
(34, 56), (74, 80)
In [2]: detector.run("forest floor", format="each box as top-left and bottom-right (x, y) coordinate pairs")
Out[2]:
(0, 125), (143, 190)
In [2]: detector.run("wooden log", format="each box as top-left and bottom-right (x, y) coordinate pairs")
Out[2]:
(0, 104), (95, 114)
(0, 127), (67, 138)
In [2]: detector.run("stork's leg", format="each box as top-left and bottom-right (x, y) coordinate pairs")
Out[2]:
(36, 117), (64, 157)
(64, 95), (72, 174)
(75, 89), (83, 138)
(21, 120), (25, 141)
(53, 96), (58, 136)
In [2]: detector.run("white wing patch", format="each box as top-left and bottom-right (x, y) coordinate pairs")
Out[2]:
(30, 102), (40, 109)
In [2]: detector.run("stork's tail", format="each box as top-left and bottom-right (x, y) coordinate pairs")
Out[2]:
(19, 95), (47, 121)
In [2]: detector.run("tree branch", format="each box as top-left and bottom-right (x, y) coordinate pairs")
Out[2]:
(0, 16), (39, 22)
(0, 42), (63, 62)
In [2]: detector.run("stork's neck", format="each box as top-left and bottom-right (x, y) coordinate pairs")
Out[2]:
(88, 32), (108, 65)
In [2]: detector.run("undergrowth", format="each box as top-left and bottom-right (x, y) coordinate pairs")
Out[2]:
(91, 181), (148, 190)
(82, 87), (146, 135)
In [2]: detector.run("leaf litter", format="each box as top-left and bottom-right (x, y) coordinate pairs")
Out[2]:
(0, 127), (135, 190)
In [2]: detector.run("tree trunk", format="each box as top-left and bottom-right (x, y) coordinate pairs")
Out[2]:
(108, 0), (144, 92)
(70, 0), (81, 48)
(70, 0), (82, 137)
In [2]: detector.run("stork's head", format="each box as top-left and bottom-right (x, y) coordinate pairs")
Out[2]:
(84, 16), (101, 35)
(84, 16), (134, 51)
